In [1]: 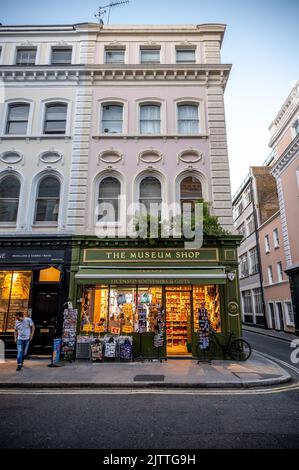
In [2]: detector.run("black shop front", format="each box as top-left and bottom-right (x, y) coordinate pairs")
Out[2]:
(0, 237), (72, 355)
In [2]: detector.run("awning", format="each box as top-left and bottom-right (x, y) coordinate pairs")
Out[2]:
(75, 266), (227, 285)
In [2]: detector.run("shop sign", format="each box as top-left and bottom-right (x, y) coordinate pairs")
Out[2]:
(122, 326), (133, 334)
(111, 326), (121, 335)
(84, 248), (219, 264)
(0, 250), (65, 263)
(83, 324), (93, 332)
(94, 325), (105, 333)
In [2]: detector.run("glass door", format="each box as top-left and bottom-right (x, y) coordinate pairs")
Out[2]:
(165, 287), (192, 356)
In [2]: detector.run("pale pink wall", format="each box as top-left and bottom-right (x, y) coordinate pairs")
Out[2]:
(258, 213), (291, 302)
(280, 155), (299, 264)
(276, 127), (294, 157)
(85, 85), (211, 230)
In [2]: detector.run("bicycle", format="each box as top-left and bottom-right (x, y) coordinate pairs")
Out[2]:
(196, 330), (252, 362)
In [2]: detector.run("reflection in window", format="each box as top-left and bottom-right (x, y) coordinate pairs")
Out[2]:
(101, 105), (123, 134)
(16, 48), (37, 65)
(35, 176), (60, 223)
(176, 49), (196, 63)
(139, 176), (162, 213)
(180, 176), (202, 215)
(44, 103), (67, 135)
(6, 103), (30, 135)
(98, 177), (121, 222)
(51, 47), (72, 65)
(0, 176), (20, 223)
(140, 104), (161, 134)
(105, 49), (125, 64)
(177, 104), (200, 134)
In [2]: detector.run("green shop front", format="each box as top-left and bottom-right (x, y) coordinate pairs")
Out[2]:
(69, 237), (242, 359)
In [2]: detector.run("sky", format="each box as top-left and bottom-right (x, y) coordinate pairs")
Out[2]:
(1, 0), (298, 194)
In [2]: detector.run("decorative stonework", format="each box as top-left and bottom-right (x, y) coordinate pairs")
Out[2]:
(177, 149), (203, 165)
(227, 301), (239, 315)
(98, 149), (123, 165)
(138, 149), (163, 165)
(0, 151), (23, 164)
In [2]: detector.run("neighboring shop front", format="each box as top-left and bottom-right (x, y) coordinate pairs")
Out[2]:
(0, 237), (72, 355)
(70, 237), (242, 359)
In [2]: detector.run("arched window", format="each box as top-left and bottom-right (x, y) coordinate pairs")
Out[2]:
(101, 104), (123, 134)
(6, 103), (30, 135)
(139, 176), (162, 213)
(98, 177), (121, 222)
(180, 176), (202, 214)
(140, 104), (161, 134)
(34, 176), (60, 223)
(44, 103), (67, 135)
(177, 104), (200, 134)
(0, 175), (20, 222)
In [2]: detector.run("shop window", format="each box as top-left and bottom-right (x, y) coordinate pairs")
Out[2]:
(0, 271), (31, 332)
(44, 103), (67, 135)
(101, 104), (123, 134)
(180, 176), (202, 215)
(98, 176), (121, 222)
(139, 176), (162, 213)
(81, 287), (109, 333)
(6, 103), (30, 135)
(34, 176), (60, 223)
(177, 104), (200, 134)
(0, 175), (20, 223)
(39, 267), (61, 282)
(193, 285), (221, 333)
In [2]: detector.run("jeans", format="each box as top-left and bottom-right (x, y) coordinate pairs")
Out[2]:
(17, 339), (30, 366)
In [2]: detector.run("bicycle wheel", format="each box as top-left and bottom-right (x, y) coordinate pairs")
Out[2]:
(229, 339), (252, 361)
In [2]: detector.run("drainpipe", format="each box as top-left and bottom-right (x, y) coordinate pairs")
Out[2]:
(250, 177), (268, 329)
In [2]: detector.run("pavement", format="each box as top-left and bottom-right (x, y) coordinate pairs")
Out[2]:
(243, 325), (297, 343)
(0, 352), (291, 389)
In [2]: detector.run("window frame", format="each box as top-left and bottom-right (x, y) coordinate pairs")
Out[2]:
(97, 176), (122, 224)
(50, 46), (73, 65)
(140, 48), (161, 64)
(0, 174), (21, 225)
(277, 261), (284, 283)
(268, 265), (274, 285)
(43, 102), (68, 135)
(139, 103), (162, 135)
(15, 47), (37, 66)
(33, 175), (61, 226)
(265, 235), (270, 254)
(176, 48), (196, 64)
(101, 103), (124, 135)
(5, 102), (30, 135)
(273, 228), (280, 248)
(105, 48), (125, 64)
(177, 103), (200, 135)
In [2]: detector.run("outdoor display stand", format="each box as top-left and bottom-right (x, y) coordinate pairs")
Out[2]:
(197, 302), (212, 364)
(61, 307), (78, 361)
(154, 308), (166, 362)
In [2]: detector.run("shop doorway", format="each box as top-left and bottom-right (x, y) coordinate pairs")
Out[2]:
(32, 289), (59, 353)
(166, 287), (192, 356)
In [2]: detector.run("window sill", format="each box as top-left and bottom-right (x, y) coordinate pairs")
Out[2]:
(0, 223), (17, 227)
(0, 135), (71, 141)
(32, 223), (59, 228)
(93, 134), (208, 140)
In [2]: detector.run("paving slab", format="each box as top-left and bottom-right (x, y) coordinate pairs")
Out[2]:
(0, 352), (291, 388)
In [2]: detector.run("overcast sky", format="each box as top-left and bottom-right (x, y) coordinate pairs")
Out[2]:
(1, 0), (298, 194)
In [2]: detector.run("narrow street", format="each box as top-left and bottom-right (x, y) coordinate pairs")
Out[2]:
(0, 330), (298, 450)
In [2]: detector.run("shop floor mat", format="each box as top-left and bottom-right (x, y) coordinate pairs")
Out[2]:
(134, 374), (165, 382)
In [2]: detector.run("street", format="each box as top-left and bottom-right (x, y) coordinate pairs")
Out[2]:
(0, 330), (298, 449)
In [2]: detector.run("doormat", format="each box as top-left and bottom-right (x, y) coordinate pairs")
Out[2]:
(134, 375), (165, 382)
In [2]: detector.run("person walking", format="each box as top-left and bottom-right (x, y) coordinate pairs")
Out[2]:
(14, 312), (35, 371)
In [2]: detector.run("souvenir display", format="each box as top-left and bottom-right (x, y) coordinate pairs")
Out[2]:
(91, 338), (104, 362)
(198, 302), (210, 350)
(109, 288), (135, 334)
(166, 289), (190, 353)
(76, 335), (93, 360)
(193, 285), (220, 333)
(103, 335), (117, 358)
(154, 306), (165, 348)
(119, 336), (133, 361)
(62, 307), (78, 360)
(80, 287), (108, 334)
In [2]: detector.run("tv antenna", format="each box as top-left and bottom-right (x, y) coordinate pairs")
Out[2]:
(95, 1), (130, 25)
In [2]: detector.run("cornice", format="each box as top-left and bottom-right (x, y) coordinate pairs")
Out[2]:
(0, 64), (231, 87)
(271, 134), (299, 178)
(269, 81), (299, 147)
